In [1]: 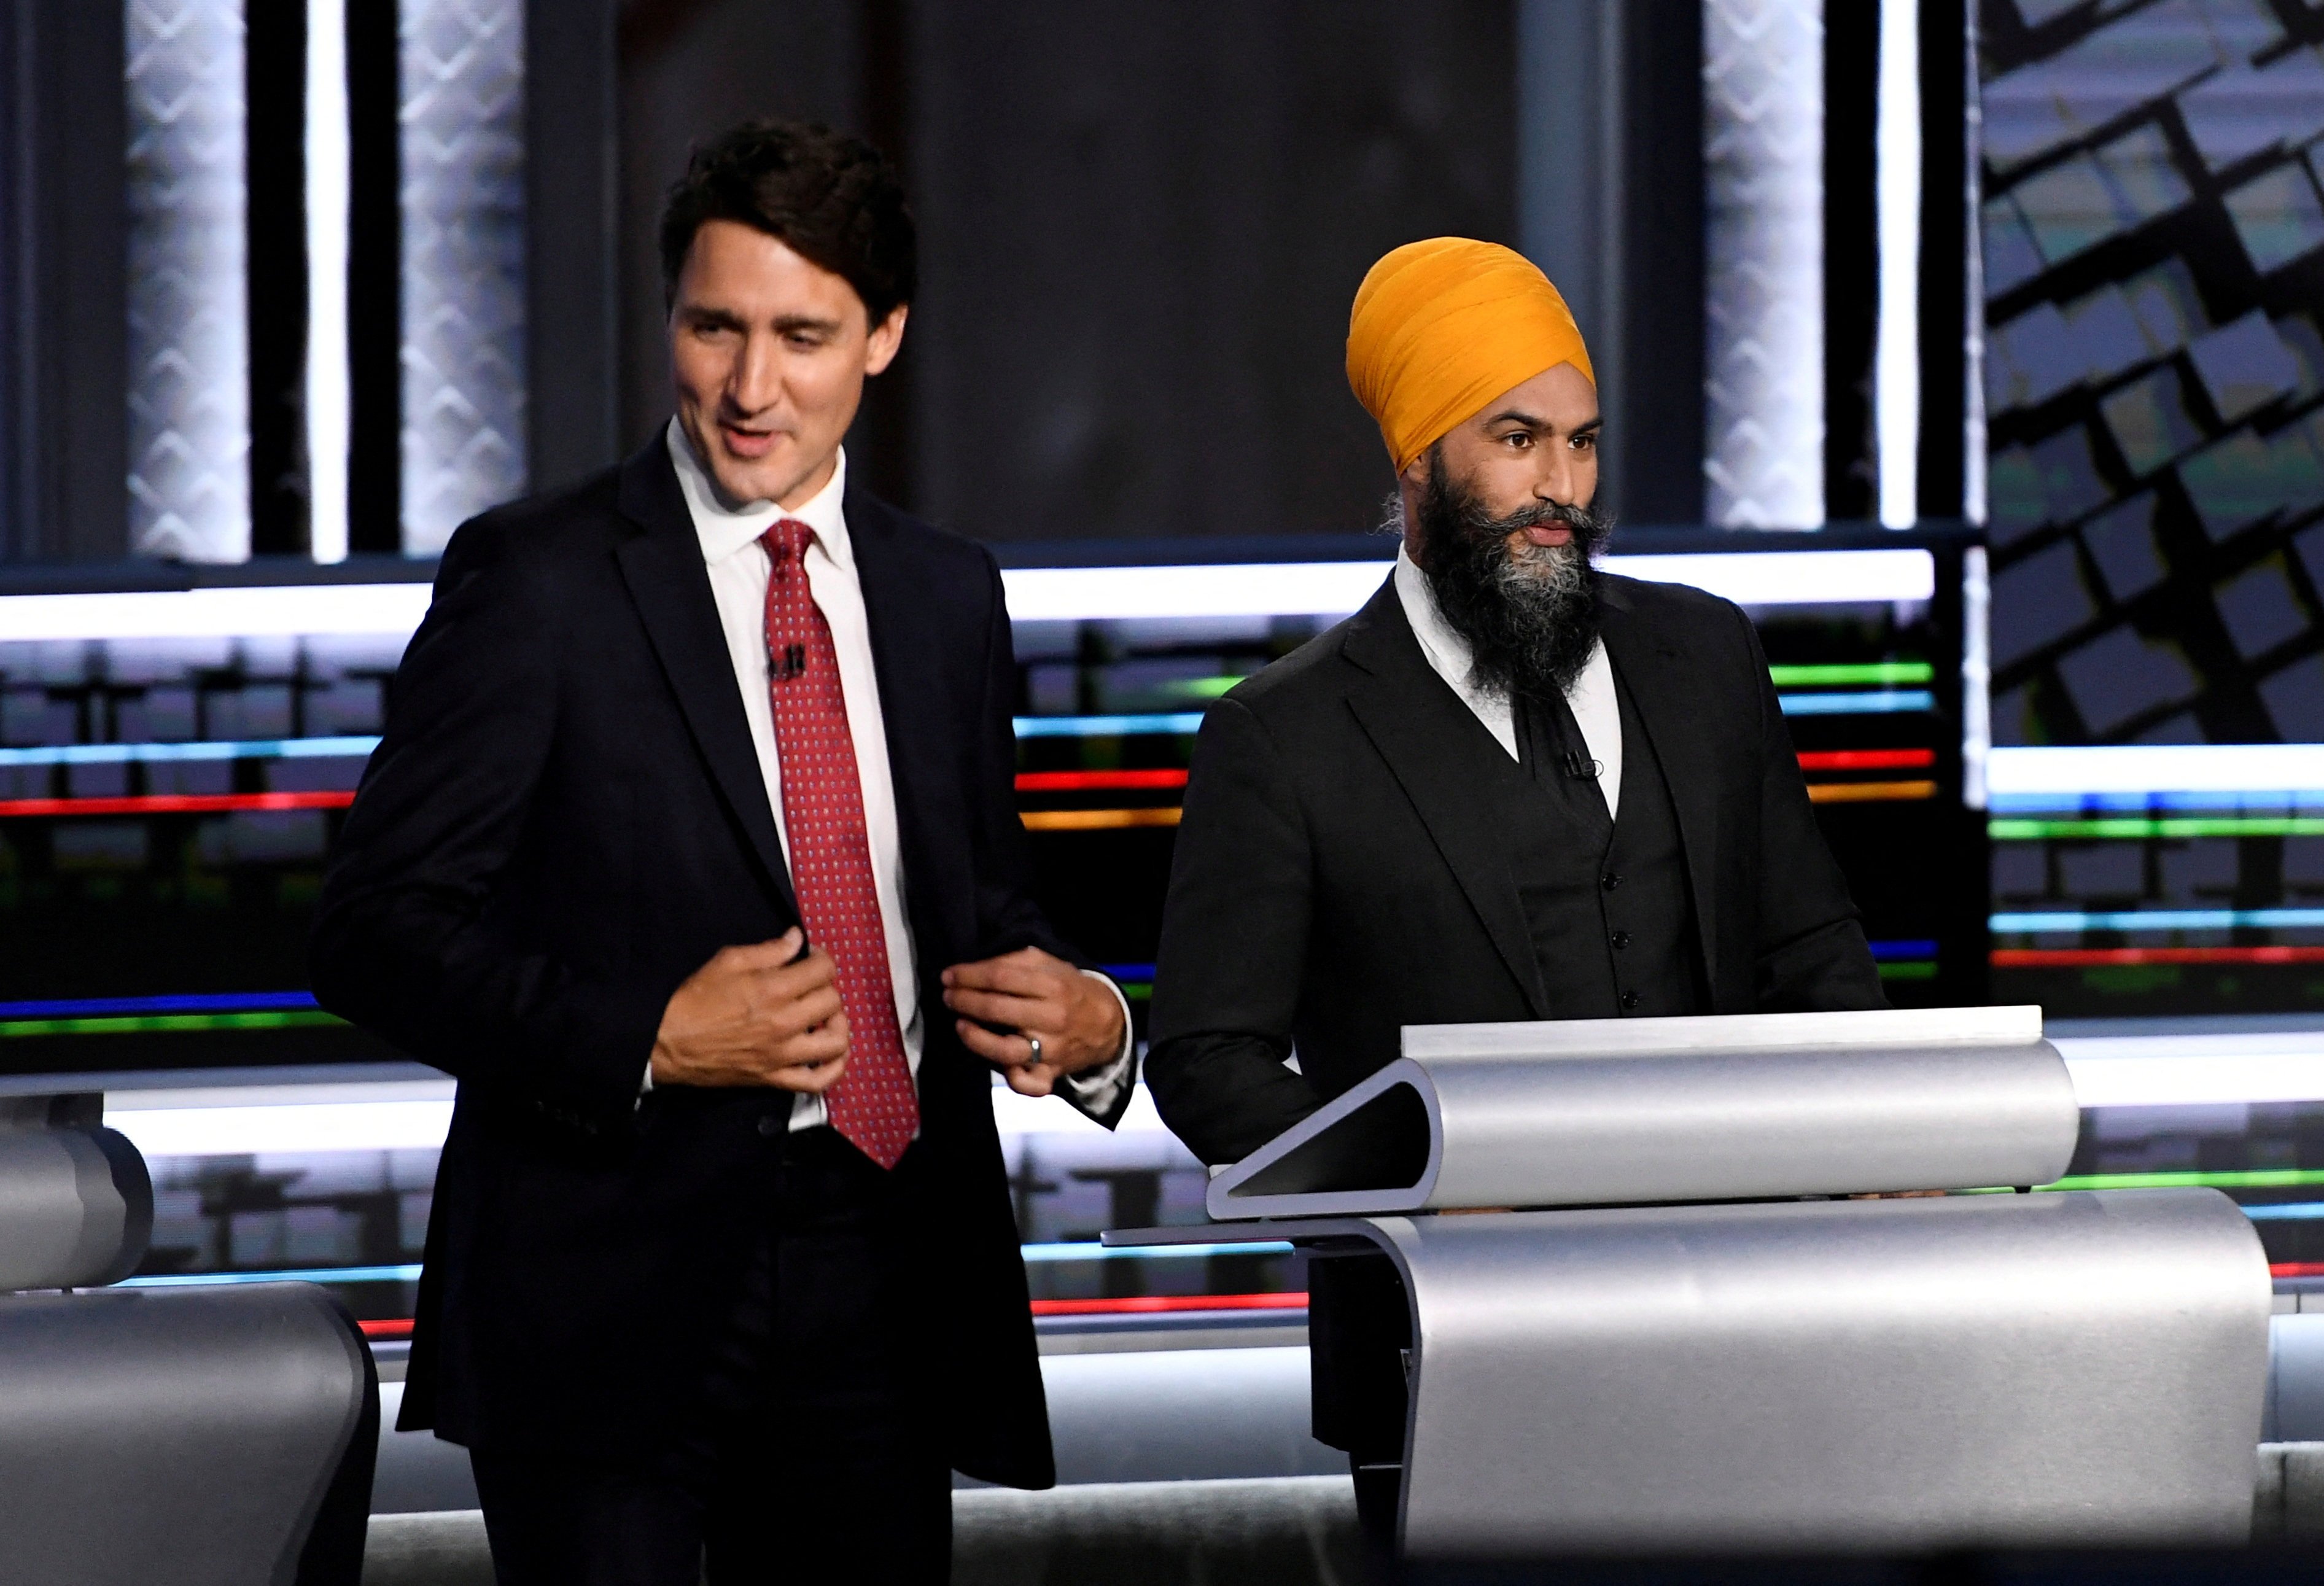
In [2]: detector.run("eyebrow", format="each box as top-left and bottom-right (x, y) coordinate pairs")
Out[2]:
(1484, 408), (1604, 436)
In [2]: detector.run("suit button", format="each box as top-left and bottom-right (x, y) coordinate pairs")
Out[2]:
(1620, 990), (1639, 1011)
(1601, 873), (1622, 892)
(1611, 931), (1631, 950)
(758, 1115), (782, 1137)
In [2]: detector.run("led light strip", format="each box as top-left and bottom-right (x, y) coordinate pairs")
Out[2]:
(1805, 779), (1937, 804)
(1986, 744), (2324, 798)
(0, 791), (354, 818)
(1778, 690), (1935, 716)
(1020, 808), (1183, 832)
(1991, 817), (2324, 840)
(2054, 1031), (2324, 1107)
(1993, 908), (2324, 934)
(305, 0), (351, 564)
(1997, 946), (2324, 969)
(0, 736), (380, 769)
(0, 548), (1940, 644)
(1876, 0), (1921, 528)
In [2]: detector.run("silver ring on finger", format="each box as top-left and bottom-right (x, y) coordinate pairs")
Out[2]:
(1027, 1034), (1043, 1067)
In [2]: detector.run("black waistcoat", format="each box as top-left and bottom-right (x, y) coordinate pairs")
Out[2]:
(1508, 673), (1707, 1019)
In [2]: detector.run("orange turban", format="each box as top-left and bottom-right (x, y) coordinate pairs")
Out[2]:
(1345, 238), (1595, 473)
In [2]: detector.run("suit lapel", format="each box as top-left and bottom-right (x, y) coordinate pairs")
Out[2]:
(841, 486), (944, 928)
(613, 441), (799, 916)
(1596, 584), (1721, 987)
(1340, 581), (1550, 1018)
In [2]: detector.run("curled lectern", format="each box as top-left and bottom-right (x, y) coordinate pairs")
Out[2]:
(1106, 1007), (2273, 1560)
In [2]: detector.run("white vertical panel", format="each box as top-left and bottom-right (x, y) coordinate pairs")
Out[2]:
(125, 0), (251, 563)
(400, 0), (527, 554)
(1702, 0), (1825, 529)
(1875, 0), (1921, 528)
(306, 0), (351, 563)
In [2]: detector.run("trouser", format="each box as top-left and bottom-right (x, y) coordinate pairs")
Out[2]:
(469, 1126), (952, 1585)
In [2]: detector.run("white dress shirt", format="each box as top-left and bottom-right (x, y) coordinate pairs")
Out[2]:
(664, 422), (1133, 1126)
(1392, 546), (1624, 817)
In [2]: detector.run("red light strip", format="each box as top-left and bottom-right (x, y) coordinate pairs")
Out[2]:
(0, 791), (356, 818)
(1016, 769), (1191, 792)
(1795, 748), (1934, 771)
(2275, 1263), (2324, 1279)
(1032, 1291), (1308, 1316)
(1994, 946), (2324, 968)
(352, 1296), (1307, 1339)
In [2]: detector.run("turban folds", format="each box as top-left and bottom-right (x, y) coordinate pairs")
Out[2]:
(1345, 238), (1594, 474)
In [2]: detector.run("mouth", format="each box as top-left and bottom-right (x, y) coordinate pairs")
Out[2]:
(1519, 522), (1574, 548)
(718, 421), (782, 461)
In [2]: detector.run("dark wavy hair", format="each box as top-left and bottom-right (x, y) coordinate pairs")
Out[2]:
(658, 119), (916, 324)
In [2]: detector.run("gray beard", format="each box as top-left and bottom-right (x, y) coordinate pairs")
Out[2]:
(1390, 454), (1611, 702)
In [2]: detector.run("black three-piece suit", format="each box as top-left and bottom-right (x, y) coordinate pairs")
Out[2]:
(312, 439), (1104, 1577)
(1147, 572), (1886, 1167)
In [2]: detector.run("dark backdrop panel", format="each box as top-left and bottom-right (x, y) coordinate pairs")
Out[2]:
(906, 1), (1516, 542)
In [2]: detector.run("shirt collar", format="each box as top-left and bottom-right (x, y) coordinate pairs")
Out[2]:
(666, 417), (852, 571)
(1393, 544), (1483, 696)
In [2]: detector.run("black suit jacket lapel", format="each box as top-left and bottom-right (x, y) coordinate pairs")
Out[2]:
(1340, 580), (1551, 1019)
(612, 440), (800, 917)
(1596, 582), (1722, 987)
(841, 485), (947, 949)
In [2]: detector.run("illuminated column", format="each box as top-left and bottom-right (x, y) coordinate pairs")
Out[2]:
(125, 0), (249, 562)
(1701, 0), (1825, 529)
(400, 0), (527, 554)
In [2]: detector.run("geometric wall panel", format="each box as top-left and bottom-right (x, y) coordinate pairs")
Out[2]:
(1703, 0), (1826, 527)
(401, 0), (527, 554)
(125, 0), (250, 563)
(1984, 0), (2324, 746)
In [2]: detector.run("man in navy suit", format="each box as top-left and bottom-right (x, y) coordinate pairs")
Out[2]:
(314, 120), (1131, 1584)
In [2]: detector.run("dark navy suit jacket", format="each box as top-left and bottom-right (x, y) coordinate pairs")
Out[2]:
(313, 437), (1098, 1485)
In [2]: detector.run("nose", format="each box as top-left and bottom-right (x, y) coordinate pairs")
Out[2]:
(1535, 442), (1580, 510)
(728, 330), (780, 417)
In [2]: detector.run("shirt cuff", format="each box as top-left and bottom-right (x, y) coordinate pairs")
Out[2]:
(1060, 969), (1137, 1114)
(639, 1057), (655, 1098)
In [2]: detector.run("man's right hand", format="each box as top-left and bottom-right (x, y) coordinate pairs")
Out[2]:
(650, 929), (850, 1092)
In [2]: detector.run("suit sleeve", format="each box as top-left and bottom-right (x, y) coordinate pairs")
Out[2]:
(309, 521), (670, 1131)
(1735, 605), (1888, 1012)
(968, 553), (1135, 1130)
(1145, 696), (1324, 1165)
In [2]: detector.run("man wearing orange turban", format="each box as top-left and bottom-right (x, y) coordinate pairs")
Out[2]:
(1146, 233), (1886, 1200)
(1146, 235), (1884, 1546)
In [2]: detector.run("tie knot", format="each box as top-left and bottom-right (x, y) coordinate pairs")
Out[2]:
(762, 519), (812, 567)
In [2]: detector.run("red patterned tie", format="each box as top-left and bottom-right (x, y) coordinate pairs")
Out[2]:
(761, 519), (919, 1168)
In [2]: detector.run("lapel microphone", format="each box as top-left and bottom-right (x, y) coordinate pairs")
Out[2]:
(1561, 751), (1603, 780)
(771, 642), (807, 682)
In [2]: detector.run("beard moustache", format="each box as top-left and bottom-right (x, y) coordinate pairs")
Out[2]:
(1404, 452), (1611, 702)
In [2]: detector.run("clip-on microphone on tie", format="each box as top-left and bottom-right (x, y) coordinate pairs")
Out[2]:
(771, 642), (807, 682)
(1561, 751), (1603, 780)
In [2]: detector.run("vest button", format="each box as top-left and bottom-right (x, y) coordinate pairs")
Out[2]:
(758, 1114), (782, 1137)
(1620, 990), (1639, 1011)
(1611, 930), (1631, 950)
(1601, 873), (1622, 892)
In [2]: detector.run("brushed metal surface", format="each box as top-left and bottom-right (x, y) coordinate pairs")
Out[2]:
(1210, 1008), (2076, 1218)
(0, 1128), (152, 1291)
(1353, 1189), (2269, 1557)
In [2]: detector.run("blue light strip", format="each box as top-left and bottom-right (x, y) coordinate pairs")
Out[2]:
(1776, 690), (1935, 717)
(2241, 1203), (2324, 1221)
(1991, 791), (2324, 814)
(1100, 963), (1157, 983)
(112, 1244), (1296, 1291)
(1991, 909), (2324, 935)
(1020, 1240), (1294, 1262)
(0, 736), (380, 768)
(1011, 713), (1207, 738)
(0, 990), (320, 1019)
(1866, 939), (1938, 961)
(119, 1262), (424, 1289)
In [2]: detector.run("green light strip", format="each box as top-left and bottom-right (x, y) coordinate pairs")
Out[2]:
(1962, 1167), (2324, 1195)
(0, 1009), (348, 1038)
(1766, 662), (1933, 687)
(1875, 962), (1937, 981)
(1990, 817), (2324, 840)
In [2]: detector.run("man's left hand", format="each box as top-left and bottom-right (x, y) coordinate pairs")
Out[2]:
(941, 948), (1127, 1097)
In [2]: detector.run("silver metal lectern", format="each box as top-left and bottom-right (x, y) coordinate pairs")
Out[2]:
(1108, 1006), (2274, 1560)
